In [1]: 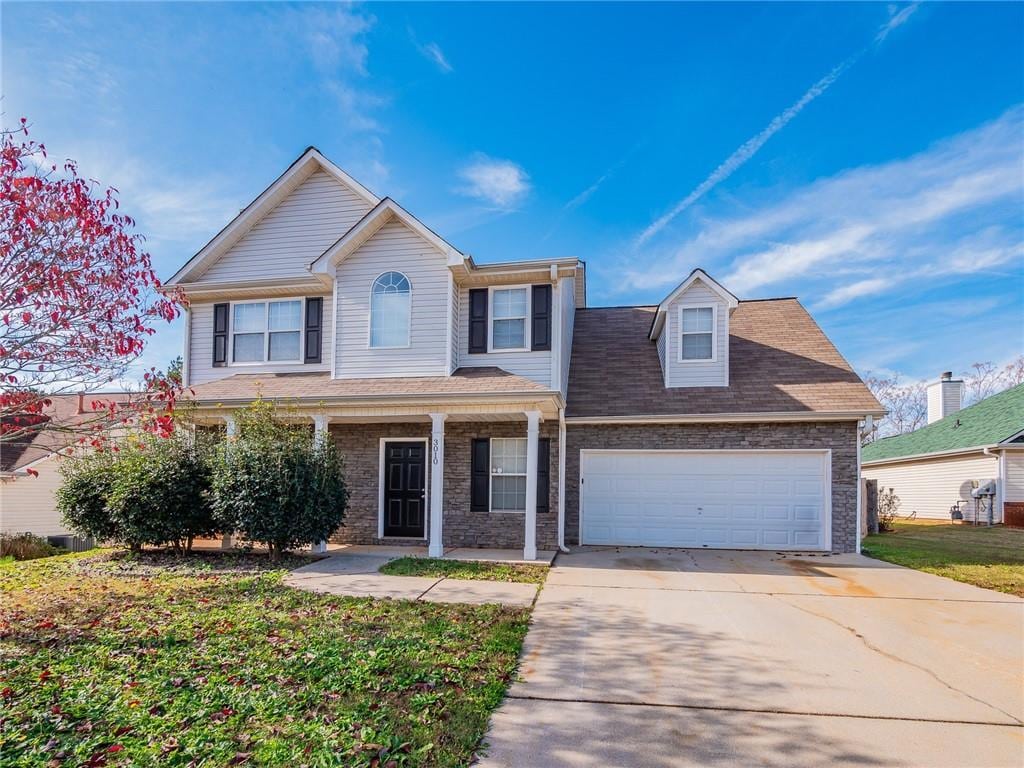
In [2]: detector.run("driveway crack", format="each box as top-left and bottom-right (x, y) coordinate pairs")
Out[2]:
(774, 595), (1023, 726)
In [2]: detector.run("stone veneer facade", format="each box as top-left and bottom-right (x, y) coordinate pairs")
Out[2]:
(564, 421), (860, 553)
(328, 421), (560, 550)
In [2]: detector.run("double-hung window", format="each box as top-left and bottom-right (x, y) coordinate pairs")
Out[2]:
(490, 287), (529, 350)
(679, 306), (715, 362)
(231, 299), (302, 364)
(490, 437), (527, 511)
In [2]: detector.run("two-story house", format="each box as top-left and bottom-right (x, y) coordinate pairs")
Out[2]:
(166, 148), (883, 560)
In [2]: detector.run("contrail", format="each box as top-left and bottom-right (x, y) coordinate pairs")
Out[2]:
(635, 4), (919, 249)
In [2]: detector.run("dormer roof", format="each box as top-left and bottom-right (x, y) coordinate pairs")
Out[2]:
(648, 269), (739, 340)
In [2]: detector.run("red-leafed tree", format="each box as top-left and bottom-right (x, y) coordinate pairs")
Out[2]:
(1, 119), (184, 453)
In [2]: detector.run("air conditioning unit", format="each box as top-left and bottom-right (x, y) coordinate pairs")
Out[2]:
(47, 535), (95, 552)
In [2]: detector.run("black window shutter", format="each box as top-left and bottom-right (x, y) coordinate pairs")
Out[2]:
(304, 297), (323, 364)
(468, 288), (488, 354)
(471, 438), (491, 511)
(531, 285), (552, 351)
(213, 303), (229, 367)
(537, 438), (550, 512)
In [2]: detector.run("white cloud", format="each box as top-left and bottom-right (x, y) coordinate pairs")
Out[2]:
(419, 41), (453, 73)
(456, 155), (531, 209)
(813, 278), (890, 310)
(634, 5), (921, 248)
(619, 106), (1024, 307)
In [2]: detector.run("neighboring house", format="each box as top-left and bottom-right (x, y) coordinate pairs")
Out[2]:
(0, 394), (127, 538)
(862, 378), (1024, 526)
(165, 147), (883, 559)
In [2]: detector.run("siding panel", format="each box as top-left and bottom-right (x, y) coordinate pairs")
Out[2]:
(335, 219), (449, 378)
(666, 279), (728, 388)
(0, 457), (72, 536)
(1004, 453), (1024, 503)
(198, 170), (373, 282)
(862, 454), (1000, 521)
(189, 297), (332, 385)
(560, 277), (576, 395)
(457, 286), (552, 387)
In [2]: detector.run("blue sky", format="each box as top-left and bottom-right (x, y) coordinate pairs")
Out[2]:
(3, 2), (1022, 384)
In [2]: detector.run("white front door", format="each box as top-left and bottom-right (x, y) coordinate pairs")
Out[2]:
(581, 450), (830, 550)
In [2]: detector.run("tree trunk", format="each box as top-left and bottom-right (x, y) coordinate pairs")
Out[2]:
(186, 535), (194, 553)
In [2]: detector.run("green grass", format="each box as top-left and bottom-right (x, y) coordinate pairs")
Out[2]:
(379, 557), (548, 584)
(863, 521), (1024, 597)
(0, 550), (530, 767)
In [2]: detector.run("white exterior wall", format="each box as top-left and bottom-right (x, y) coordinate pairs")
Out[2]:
(665, 279), (729, 388)
(334, 219), (449, 378)
(1004, 452), (1024, 503)
(197, 170), (373, 283)
(0, 457), (72, 536)
(862, 453), (1001, 521)
(926, 380), (963, 424)
(457, 286), (552, 387)
(559, 277), (576, 395)
(188, 297), (332, 386)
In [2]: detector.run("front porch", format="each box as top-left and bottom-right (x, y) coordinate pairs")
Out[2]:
(192, 387), (565, 561)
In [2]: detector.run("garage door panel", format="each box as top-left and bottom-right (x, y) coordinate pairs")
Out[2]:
(581, 451), (828, 551)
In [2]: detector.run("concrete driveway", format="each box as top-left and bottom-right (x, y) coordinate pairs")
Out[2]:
(480, 548), (1024, 768)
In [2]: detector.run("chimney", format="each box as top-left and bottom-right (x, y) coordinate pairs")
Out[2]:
(926, 371), (963, 424)
(77, 393), (85, 414)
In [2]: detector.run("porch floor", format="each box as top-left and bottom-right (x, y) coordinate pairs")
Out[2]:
(329, 544), (557, 566)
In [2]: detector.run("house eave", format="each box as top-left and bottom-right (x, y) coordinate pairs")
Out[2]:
(566, 410), (883, 425)
(861, 444), (1002, 467)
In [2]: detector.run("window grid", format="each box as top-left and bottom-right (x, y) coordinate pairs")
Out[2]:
(490, 287), (529, 350)
(231, 300), (303, 364)
(680, 306), (715, 361)
(490, 437), (528, 512)
(370, 271), (411, 348)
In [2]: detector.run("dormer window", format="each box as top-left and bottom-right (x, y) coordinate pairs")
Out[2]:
(370, 271), (411, 348)
(679, 305), (716, 362)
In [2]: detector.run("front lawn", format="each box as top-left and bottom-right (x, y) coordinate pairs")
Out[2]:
(863, 521), (1024, 597)
(0, 550), (530, 767)
(380, 557), (548, 584)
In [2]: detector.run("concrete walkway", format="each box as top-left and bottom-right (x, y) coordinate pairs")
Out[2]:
(480, 547), (1024, 768)
(284, 549), (542, 607)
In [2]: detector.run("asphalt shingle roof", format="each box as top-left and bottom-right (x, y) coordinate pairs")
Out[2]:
(862, 383), (1024, 463)
(566, 299), (882, 418)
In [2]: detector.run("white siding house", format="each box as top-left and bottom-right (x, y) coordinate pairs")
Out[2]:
(863, 453), (1000, 521)
(0, 455), (73, 536)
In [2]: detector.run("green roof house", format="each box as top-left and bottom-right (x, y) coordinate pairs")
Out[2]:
(862, 376), (1024, 525)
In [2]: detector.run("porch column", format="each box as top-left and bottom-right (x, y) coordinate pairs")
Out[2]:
(221, 415), (238, 550)
(524, 410), (541, 561)
(311, 415), (329, 555)
(428, 413), (447, 558)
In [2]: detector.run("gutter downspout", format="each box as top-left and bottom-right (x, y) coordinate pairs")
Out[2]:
(855, 415), (873, 555)
(557, 407), (570, 553)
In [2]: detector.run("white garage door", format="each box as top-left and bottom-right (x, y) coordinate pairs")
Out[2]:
(581, 450), (830, 550)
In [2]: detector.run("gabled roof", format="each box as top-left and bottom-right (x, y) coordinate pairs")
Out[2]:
(567, 299), (883, 419)
(309, 197), (464, 275)
(862, 384), (1024, 464)
(649, 269), (739, 340)
(166, 147), (380, 285)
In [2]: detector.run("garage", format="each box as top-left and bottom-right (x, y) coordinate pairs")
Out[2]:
(580, 450), (831, 550)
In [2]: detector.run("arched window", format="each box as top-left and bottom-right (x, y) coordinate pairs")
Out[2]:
(370, 271), (411, 348)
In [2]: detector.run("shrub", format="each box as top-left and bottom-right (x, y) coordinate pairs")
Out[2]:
(105, 431), (216, 553)
(210, 401), (346, 560)
(57, 450), (118, 542)
(0, 532), (63, 560)
(878, 487), (901, 532)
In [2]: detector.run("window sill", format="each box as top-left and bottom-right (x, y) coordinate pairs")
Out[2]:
(488, 509), (526, 515)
